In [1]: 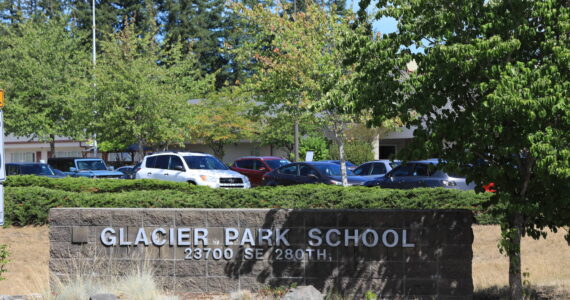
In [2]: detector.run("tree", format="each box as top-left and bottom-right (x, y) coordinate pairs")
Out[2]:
(0, 0), (65, 23)
(230, 1), (357, 170)
(187, 90), (256, 159)
(69, 0), (156, 36)
(92, 23), (213, 160)
(347, 0), (570, 298)
(159, 0), (230, 87)
(256, 113), (323, 159)
(0, 18), (90, 155)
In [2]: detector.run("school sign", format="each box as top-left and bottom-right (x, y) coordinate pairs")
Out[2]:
(49, 208), (474, 298)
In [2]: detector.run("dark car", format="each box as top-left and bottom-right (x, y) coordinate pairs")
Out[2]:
(116, 162), (141, 179)
(230, 156), (291, 186)
(366, 160), (475, 190)
(6, 163), (65, 178)
(262, 162), (370, 186)
(317, 160), (358, 171)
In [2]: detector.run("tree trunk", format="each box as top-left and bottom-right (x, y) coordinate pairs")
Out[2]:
(210, 142), (225, 160)
(137, 139), (145, 163)
(294, 119), (299, 162)
(508, 212), (524, 300)
(338, 139), (348, 187)
(50, 134), (55, 158)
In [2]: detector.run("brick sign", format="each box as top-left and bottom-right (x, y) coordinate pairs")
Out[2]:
(49, 208), (474, 298)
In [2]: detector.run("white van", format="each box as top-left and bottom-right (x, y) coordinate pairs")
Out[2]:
(136, 152), (250, 188)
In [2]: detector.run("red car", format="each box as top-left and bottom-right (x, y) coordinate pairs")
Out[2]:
(230, 156), (291, 186)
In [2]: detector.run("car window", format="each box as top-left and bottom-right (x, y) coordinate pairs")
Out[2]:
(389, 161), (401, 169)
(20, 164), (55, 175)
(299, 165), (318, 177)
(265, 159), (291, 170)
(391, 164), (414, 177)
(76, 160), (107, 171)
(278, 164), (298, 175)
(184, 156), (228, 170)
(371, 163), (387, 175)
(6, 165), (19, 175)
(169, 156), (185, 171)
(236, 159), (254, 170)
(413, 164), (430, 176)
(155, 156), (170, 170)
(145, 156), (157, 168)
(313, 164), (355, 176)
(353, 164), (371, 175)
(254, 160), (267, 171)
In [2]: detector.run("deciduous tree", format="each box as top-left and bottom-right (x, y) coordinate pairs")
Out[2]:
(230, 1), (358, 173)
(347, 0), (570, 297)
(0, 18), (90, 155)
(92, 24), (213, 159)
(187, 89), (256, 159)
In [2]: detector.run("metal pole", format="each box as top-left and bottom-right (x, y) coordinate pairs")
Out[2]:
(0, 110), (6, 226)
(92, 0), (96, 67)
(92, 0), (98, 158)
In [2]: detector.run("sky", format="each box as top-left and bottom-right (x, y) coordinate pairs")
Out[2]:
(348, 0), (399, 35)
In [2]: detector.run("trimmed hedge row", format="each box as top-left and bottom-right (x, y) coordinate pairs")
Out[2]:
(4, 175), (495, 226)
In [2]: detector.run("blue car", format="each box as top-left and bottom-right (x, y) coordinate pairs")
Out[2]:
(47, 157), (124, 179)
(6, 163), (65, 178)
(366, 160), (475, 190)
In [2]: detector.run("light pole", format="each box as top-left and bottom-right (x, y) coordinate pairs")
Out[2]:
(92, 0), (98, 157)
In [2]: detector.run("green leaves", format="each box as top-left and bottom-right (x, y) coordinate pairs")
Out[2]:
(92, 23), (214, 151)
(0, 18), (91, 141)
(347, 0), (570, 256)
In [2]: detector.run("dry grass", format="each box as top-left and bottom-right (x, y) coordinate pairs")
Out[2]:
(1, 225), (569, 298)
(0, 226), (49, 294)
(472, 225), (570, 299)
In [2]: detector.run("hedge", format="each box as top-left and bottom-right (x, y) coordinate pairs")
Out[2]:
(3, 175), (495, 226)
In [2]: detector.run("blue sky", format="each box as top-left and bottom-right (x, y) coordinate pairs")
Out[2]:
(348, 0), (398, 35)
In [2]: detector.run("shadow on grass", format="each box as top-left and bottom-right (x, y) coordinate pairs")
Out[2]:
(474, 285), (568, 300)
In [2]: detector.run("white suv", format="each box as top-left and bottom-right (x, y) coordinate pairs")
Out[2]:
(136, 152), (251, 189)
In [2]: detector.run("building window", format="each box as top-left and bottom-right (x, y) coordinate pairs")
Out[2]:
(54, 151), (82, 158)
(379, 145), (396, 159)
(10, 152), (35, 162)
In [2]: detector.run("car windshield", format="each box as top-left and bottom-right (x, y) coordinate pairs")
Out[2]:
(265, 159), (290, 170)
(184, 156), (227, 170)
(20, 164), (55, 175)
(313, 164), (355, 176)
(76, 160), (107, 171)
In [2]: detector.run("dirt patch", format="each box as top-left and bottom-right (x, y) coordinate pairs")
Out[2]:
(0, 226), (49, 294)
(472, 225), (570, 298)
(1, 225), (569, 298)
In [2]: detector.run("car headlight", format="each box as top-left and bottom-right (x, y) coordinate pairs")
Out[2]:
(243, 176), (250, 183)
(328, 179), (343, 186)
(199, 175), (217, 183)
(442, 180), (457, 186)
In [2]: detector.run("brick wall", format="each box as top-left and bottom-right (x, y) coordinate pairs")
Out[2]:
(49, 208), (474, 299)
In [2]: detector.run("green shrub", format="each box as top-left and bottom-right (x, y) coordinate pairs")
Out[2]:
(0, 244), (8, 281)
(299, 136), (330, 161)
(329, 141), (374, 165)
(3, 176), (494, 226)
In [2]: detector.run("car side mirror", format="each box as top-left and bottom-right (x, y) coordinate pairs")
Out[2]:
(174, 165), (185, 171)
(70, 167), (77, 172)
(259, 167), (266, 171)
